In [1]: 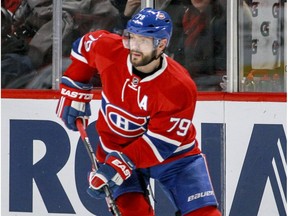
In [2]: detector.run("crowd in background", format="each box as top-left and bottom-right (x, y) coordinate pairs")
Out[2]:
(1, 0), (227, 91)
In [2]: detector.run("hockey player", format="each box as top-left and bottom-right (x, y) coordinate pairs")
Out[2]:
(56, 7), (221, 216)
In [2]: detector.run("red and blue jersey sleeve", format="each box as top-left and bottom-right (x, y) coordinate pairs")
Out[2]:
(63, 30), (122, 82)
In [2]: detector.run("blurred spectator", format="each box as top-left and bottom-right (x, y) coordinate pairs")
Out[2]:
(2, 0), (119, 88)
(164, 0), (191, 59)
(171, 0), (227, 91)
(1, 6), (35, 88)
(122, 0), (141, 17)
(12, 0), (77, 69)
(2, 0), (227, 90)
(1, 0), (22, 14)
(110, 0), (141, 33)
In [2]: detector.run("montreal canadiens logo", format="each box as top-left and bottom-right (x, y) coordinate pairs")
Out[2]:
(104, 104), (148, 137)
(157, 12), (166, 20)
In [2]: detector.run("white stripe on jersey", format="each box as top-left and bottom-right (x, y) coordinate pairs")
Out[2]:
(71, 49), (88, 64)
(77, 36), (84, 54)
(173, 140), (196, 153)
(71, 37), (88, 64)
(142, 134), (164, 162)
(147, 130), (181, 147)
(99, 136), (114, 153)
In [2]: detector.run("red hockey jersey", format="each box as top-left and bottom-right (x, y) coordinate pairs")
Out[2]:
(64, 30), (201, 168)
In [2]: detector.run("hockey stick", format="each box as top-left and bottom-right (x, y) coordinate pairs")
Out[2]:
(76, 118), (121, 216)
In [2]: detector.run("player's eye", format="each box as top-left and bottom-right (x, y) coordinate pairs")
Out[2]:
(130, 37), (152, 46)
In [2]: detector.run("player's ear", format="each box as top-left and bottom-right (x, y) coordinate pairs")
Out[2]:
(158, 39), (168, 50)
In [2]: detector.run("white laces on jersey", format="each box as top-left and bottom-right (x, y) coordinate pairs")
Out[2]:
(121, 78), (142, 109)
(121, 79), (130, 102)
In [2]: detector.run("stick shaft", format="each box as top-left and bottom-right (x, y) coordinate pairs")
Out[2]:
(76, 119), (121, 216)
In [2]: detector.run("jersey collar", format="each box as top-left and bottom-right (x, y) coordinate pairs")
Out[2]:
(127, 54), (168, 82)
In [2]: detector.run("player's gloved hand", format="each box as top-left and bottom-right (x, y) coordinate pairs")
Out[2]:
(87, 151), (135, 199)
(56, 76), (93, 131)
(87, 167), (118, 199)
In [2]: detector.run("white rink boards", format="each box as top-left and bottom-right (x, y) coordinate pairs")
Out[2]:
(1, 95), (286, 216)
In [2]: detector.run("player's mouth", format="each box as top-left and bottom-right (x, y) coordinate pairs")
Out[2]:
(131, 51), (142, 58)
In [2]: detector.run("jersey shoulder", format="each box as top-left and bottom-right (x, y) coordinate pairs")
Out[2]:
(71, 30), (128, 70)
(81, 30), (124, 57)
(165, 56), (197, 98)
(150, 56), (197, 112)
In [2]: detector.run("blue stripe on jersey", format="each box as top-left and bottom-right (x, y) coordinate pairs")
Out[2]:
(61, 76), (93, 90)
(171, 140), (196, 157)
(71, 37), (88, 63)
(143, 130), (180, 162)
(143, 130), (196, 163)
(101, 92), (108, 115)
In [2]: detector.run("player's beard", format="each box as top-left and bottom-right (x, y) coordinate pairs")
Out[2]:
(130, 49), (158, 67)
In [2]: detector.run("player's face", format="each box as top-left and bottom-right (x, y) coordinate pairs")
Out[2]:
(191, 0), (211, 12)
(129, 34), (157, 67)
